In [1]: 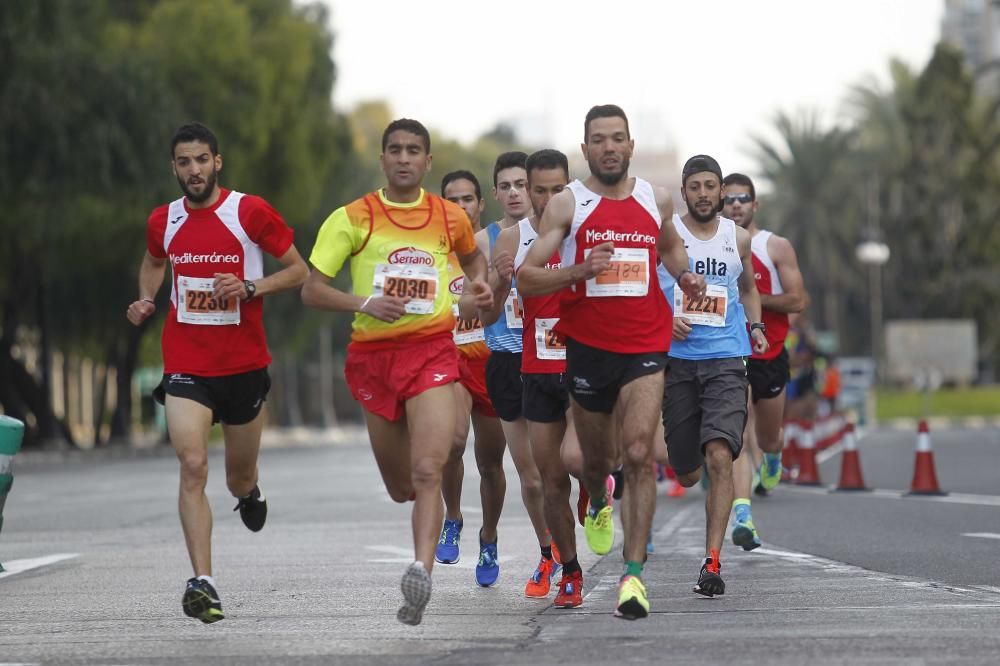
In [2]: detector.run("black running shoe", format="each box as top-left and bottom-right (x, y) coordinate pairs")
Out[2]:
(611, 467), (624, 501)
(234, 484), (267, 532)
(754, 482), (769, 497)
(182, 578), (224, 623)
(693, 558), (725, 597)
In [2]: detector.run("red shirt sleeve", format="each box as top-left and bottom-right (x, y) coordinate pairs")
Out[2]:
(239, 195), (295, 258)
(146, 205), (168, 258)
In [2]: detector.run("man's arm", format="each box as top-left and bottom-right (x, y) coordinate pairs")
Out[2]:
(737, 227), (768, 354)
(762, 235), (809, 314)
(517, 189), (612, 296)
(300, 267), (410, 323)
(212, 245), (309, 302)
(457, 244), (494, 319)
(126, 251), (167, 326)
(654, 186), (705, 301)
(475, 225), (516, 325)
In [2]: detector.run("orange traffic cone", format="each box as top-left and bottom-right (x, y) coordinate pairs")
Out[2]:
(907, 420), (946, 496)
(794, 421), (822, 486)
(834, 423), (869, 491)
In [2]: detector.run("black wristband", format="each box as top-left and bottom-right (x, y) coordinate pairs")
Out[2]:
(750, 322), (766, 333)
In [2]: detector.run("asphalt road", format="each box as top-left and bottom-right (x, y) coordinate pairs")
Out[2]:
(1, 425), (998, 665)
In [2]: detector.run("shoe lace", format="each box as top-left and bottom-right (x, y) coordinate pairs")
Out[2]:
(478, 545), (496, 567)
(439, 521), (460, 546)
(703, 558), (721, 575)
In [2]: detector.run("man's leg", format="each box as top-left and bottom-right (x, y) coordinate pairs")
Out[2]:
(503, 417), (551, 548)
(528, 418), (574, 562)
(475, 421), (507, 545)
(616, 372), (662, 566)
(704, 439), (735, 556)
(441, 383), (473, 524)
(222, 409), (265, 500)
(571, 402), (617, 509)
(166, 396), (215, 576)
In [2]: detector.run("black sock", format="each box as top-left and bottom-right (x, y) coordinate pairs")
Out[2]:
(562, 556), (581, 576)
(541, 545), (553, 560)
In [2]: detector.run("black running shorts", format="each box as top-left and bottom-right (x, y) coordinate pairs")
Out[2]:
(662, 357), (748, 476)
(747, 348), (790, 404)
(153, 368), (271, 426)
(522, 373), (570, 423)
(485, 351), (523, 422)
(565, 337), (668, 414)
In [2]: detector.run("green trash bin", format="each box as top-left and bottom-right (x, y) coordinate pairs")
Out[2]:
(0, 415), (26, 572)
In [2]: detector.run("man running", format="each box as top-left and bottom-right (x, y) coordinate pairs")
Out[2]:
(657, 155), (768, 598)
(434, 170), (507, 570)
(301, 119), (492, 625)
(721, 173), (808, 550)
(518, 105), (704, 619)
(473, 152), (555, 592)
(490, 149), (585, 605)
(126, 122), (309, 624)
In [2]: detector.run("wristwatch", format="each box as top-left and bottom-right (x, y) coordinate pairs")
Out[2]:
(243, 280), (257, 301)
(750, 322), (766, 334)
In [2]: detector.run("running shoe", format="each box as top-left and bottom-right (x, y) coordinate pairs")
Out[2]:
(475, 534), (499, 587)
(610, 467), (624, 500)
(584, 504), (614, 555)
(754, 481), (769, 497)
(524, 556), (561, 597)
(182, 577), (224, 624)
(759, 452), (783, 491)
(666, 479), (686, 498)
(576, 482), (589, 527)
(233, 484), (267, 532)
(553, 570), (583, 608)
(550, 538), (561, 565)
(614, 575), (649, 620)
(435, 518), (462, 564)
(646, 530), (655, 555)
(397, 561), (432, 626)
(731, 517), (762, 551)
(694, 556), (725, 597)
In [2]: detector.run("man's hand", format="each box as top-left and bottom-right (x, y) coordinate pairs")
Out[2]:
(673, 316), (693, 342)
(361, 295), (411, 322)
(126, 299), (155, 326)
(213, 272), (247, 301)
(751, 328), (770, 355)
(581, 241), (615, 280)
(468, 279), (493, 310)
(678, 271), (706, 301)
(493, 250), (514, 286)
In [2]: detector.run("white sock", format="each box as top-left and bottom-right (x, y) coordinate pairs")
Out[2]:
(197, 575), (217, 588)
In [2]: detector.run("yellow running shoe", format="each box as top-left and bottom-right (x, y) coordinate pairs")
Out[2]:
(614, 575), (649, 620)
(584, 504), (614, 555)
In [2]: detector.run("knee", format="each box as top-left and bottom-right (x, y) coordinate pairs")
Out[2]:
(411, 458), (443, 490)
(705, 441), (733, 475)
(177, 452), (208, 488)
(622, 438), (653, 469)
(677, 468), (701, 488)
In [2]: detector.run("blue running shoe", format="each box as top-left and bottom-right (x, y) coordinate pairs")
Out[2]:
(731, 504), (761, 551)
(760, 452), (783, 491)
(476, 533), (499, 587)
(435, 518), (462, 564)
(646, 530), (655, 555)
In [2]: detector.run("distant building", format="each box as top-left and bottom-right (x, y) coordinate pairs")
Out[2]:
(941, 0), (1000, 92)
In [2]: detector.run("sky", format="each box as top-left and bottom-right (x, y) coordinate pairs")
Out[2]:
(324, 0), (944, 182)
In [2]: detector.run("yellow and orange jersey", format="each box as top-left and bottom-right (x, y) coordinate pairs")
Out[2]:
(446, 255), (490, 360)
(310, 189), (477, 346)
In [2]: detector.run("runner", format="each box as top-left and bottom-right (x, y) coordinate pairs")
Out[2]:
(517, 105), (705, 619)
(721, 172), (808, 550)
(434, 170), (507, 569)
(657, 155), (768, 598)
(126, 122), (309, 624)
(473, 152), (556, 593)
(490, 149), (583, 605)
(300, 119), (492, 625)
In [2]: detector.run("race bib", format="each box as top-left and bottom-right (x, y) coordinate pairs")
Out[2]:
(176, 276), (240, 326)
(452, 304), (485, 346)
(373, 264), (438, 315)
(585, 247), (649, 297)
(674, 283), (728, 327)
(504, 288), (523, 329)
(534, 317), (566, 361)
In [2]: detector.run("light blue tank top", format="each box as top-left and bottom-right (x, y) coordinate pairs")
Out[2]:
(484, 221), (523, 353)
(658, 215), (751, 360)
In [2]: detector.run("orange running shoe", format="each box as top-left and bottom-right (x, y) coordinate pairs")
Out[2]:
(525, 555), (561, 598)
(553, 570), (583, 608)
(666, 480), (686, 498)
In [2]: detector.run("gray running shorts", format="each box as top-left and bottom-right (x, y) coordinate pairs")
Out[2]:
(662, 356), (748, 476)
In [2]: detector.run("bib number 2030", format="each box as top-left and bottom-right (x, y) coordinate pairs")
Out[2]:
(177, 276), (240, 326)
(373, 264), (438, 315)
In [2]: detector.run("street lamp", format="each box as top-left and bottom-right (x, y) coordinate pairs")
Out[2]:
(856, 239), (890, 382)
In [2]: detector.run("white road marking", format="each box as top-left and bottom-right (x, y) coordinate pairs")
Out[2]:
(815, 441), (843, 465)
(962, 532), (1000, 540)
(0, 553), (79, 580)
(785, 484), (1000, 507)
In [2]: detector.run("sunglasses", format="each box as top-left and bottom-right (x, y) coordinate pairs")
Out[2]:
(723, 193), (753, 205)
